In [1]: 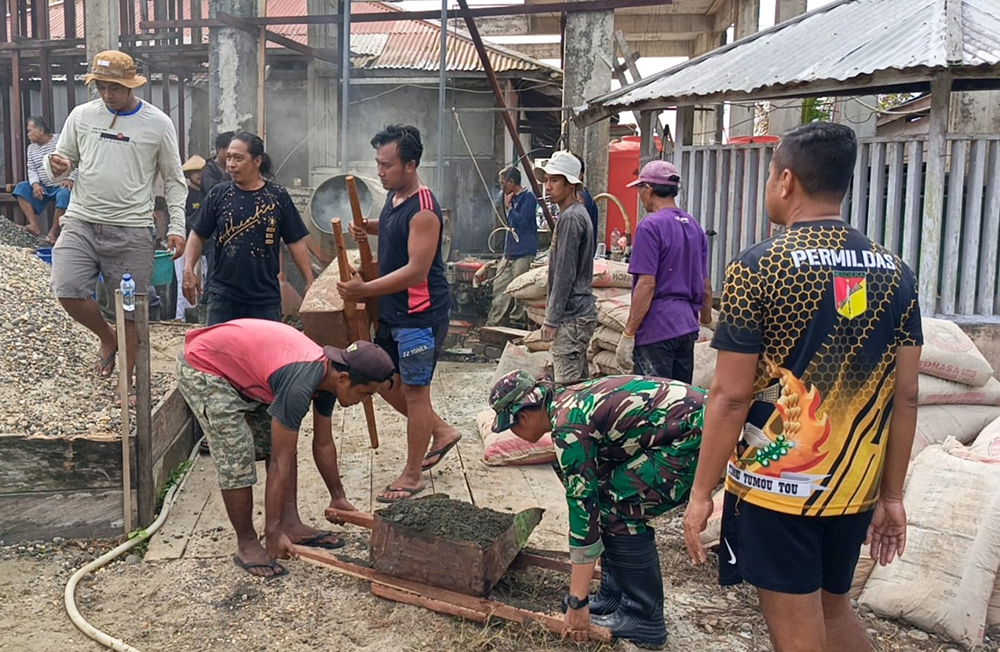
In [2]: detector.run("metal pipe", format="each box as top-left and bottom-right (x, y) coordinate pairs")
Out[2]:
(454, 0), (554, 231)
(339, 0), (350, 167)
(437, 0), (447, 193)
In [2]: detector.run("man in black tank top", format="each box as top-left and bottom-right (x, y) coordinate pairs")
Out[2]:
(340, 125), (461, 503)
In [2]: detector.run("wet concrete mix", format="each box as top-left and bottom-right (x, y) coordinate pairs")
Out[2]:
(378, 497), (515, 549)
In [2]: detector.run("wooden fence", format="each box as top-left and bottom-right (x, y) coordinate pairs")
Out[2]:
(670, 136), (1000, 318)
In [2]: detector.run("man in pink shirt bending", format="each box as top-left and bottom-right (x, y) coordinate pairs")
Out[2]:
(177, 319), (395, 578)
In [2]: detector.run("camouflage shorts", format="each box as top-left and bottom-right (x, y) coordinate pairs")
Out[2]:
(176, 355), (272, 491)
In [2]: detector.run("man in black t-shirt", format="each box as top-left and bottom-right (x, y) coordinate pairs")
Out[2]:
(340, 124), (461, 504)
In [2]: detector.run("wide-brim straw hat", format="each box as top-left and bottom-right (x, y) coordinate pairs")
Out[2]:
(83, 50), (148, 89)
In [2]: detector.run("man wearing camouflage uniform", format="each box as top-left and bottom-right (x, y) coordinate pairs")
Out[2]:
(489, 370), (705, 648)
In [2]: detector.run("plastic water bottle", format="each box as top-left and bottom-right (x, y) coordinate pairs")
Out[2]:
(121, 274), (136, 312)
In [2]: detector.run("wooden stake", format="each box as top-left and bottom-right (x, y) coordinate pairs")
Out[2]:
(333, 218), (380, 449)
(114, 290), (133, 534)
(134, 293), (155, 526)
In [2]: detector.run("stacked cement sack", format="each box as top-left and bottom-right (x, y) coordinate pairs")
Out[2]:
(587, 293), (717, 377)
(506, 259), (633, 327)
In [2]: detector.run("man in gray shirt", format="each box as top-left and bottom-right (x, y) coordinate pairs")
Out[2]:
(535, 151), (596, 385)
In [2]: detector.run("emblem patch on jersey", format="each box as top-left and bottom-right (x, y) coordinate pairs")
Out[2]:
(834, 271), (867, 319)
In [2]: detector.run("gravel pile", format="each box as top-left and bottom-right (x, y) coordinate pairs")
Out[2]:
(0, 216), (48, 250)
(0, 244), (170, 439)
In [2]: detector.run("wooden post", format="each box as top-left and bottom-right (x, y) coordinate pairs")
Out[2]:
(919, 74), (952, 316)
(40, 47), (54, 128)
(134, 293), (155, 526)
(346, 175), (379, 325)
(11, 50), (24, 183)
(177, 74), (186, 159)
(115, 290), (134, 534)
(65, 58), (78, 116)
(333, 218), (380, 449)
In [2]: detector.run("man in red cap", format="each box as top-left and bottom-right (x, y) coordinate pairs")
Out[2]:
(176, 319), (395, 578)
(616, 160), (712, 382)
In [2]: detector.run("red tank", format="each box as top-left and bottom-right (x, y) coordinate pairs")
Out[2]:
(606, 136), (660, 248)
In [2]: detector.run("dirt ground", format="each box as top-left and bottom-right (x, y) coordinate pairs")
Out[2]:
(0, 355), (993, 652)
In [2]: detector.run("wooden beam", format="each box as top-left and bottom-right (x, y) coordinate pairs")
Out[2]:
(11, 50), (24, 182)
(918, 74), (952, 316)
(115, 290), (134, 535)
(135, 293), (155, 526)
(140, 0), (676, 29)
(215, 11), (341, 67)
(512, 39), (693, 60)
(177, 74), (186, 159)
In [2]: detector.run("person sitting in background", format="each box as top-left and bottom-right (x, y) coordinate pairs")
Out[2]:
(13, 115), (76, 244)
(176, 319), (396, 578)
(616, 161), (712, 382)
(174, 155), (206, 321)
(182, 132), (314, 325)
(535, 151), (596, 385)
(486, 166), (538, 327)
(489, 370), (706, 648)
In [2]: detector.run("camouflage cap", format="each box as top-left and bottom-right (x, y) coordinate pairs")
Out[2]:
(489, 370), (547, 432)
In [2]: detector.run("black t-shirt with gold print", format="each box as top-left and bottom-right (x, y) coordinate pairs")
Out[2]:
(193, 180), (309, 306)
(712, 219), (922, 517)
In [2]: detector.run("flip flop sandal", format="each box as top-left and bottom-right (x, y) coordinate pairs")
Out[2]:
(376, 485), (425, 504)
(421, 436), (463, 471)
(296, 531), (346, 550)
(95, 348), (118, 378)
(232, 555), (288, 580)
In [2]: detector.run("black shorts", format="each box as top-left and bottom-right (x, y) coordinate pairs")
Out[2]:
(374, 320), (448, 387)
(717, 491), (873, 595)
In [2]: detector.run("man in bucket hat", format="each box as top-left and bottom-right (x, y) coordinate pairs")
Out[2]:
(616, 160), (712, 381)
(44, 50), (187, 405)
(489, 369), (706, 648)
(533, 151), (597, 385)
(177, 319), (396, 578)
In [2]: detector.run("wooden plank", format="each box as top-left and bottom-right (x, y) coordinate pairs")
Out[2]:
(902, 139), (924, 269)
(372, 583), (490, 624)
(884, 141), (905, 256)
(296, 546), (612, 643)
(151, 417), (196, 496)
(727, 148), (744, 265)
(866, 142), (886, 244)
(135, 294), (155, 526)
(919, 75), (952, 316)
(958, 139), (986, 316)
(713, 148), (729, 290)
(982, 142), (1000, 315)
(940, 137), (967, 315)
(0, 488), (131, 542)
(478, 326), (531, 347)
(850, 142), (869, 232)
(64, 57), (77, 117)
(740, 147), (758, 251)
(0, 434), (126, 493)
(687, 149), (702, 219)
(700, 148), (717, 287)
(152, 386), (192, 461)
(144, 458), (215, 561)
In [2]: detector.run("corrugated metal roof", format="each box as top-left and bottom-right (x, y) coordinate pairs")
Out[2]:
(27, 0), (556, 75)
(581, 0), (1000, 121)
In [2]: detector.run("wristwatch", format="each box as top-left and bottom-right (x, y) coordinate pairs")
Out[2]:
(564, 594), (589, 610)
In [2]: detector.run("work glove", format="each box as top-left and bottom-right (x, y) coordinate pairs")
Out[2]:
(615, 333), (635, 374)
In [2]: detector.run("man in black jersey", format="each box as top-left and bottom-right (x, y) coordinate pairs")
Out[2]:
(340, 125), (462, 503)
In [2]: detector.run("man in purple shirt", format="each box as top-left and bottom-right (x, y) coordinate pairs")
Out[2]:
(616, 161), (712, 382)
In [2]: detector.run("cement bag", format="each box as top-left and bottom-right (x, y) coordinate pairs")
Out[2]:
(491, 343), (553, 386)
(919, 375), (1000, 406)
(593, 350), (626, 376)
(597, 295), (631, 332)
(691, 342), (717, 390)
(850, 554), (876, 600)
(525, 306), (546, 326)
(911, 404), (1000, 458)
(920, 317), (993, 387)
(477, 409), (555, 466)
(699, 489), (727, 550)
(520, 297), (547, 311)
(593, 326), (621, 353)
(860, 439), (1000, 647)
(521, 330), (551, 352)
(592, 259), (632, 288)
(969, 416), (1000, 461)
(593, 287), (631, 302)
(506, 265), (548, 300)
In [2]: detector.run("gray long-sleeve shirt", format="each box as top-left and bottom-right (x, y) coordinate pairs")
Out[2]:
(545, 202), (596, 326)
